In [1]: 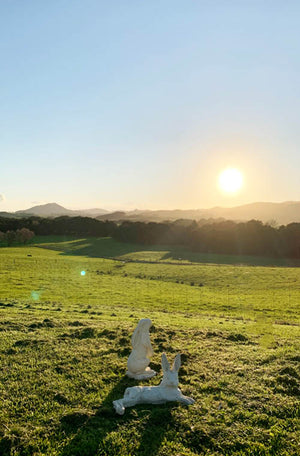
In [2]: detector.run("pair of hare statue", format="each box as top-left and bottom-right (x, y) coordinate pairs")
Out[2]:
(113, 318), (195, 415)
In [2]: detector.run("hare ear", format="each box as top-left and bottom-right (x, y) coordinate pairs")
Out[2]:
(172, 354), (181, 372)
(161, 353), (170, 372)
(131, 328), (139, 347)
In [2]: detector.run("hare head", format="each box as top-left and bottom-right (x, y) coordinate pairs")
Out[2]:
(160, 353), (181, 388)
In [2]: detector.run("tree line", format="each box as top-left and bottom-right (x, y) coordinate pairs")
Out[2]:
(0, 216), (115, 237)
(0, 227), (35, 246)
(0, 215), (299, 258)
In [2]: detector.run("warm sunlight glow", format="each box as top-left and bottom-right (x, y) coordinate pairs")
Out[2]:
(218, 168), (243, 194)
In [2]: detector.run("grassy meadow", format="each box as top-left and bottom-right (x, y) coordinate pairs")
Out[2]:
(0, 237), (299, 455)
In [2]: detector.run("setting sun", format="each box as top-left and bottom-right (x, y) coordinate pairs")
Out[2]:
(218, 168), (243, 194)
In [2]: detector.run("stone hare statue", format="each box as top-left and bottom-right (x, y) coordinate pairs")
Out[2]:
(126, 318), (156, 380)
(114, 353), (195, 415)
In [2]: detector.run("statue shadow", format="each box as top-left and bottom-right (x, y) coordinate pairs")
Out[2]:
(58, 375), (175, 456)
(134, 404), (175, 455)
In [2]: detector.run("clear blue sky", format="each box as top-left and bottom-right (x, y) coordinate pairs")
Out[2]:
(1, 0), (300, 211)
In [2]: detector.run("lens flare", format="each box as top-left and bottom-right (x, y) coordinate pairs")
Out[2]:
(31, 291), (40, 301)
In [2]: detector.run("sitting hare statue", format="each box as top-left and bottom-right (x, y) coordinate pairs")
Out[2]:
(126, 318), (156, 379)
(113, 353), (195, 415)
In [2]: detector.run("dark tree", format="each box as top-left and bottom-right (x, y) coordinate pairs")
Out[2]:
(5, 230), (17, 246)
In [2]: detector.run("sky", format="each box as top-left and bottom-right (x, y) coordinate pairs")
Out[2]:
(1, 0), (300, 212)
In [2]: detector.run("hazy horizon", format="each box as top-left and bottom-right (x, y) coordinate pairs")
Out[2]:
(1, 1), (300, 212)
(2, 198), (300, 215)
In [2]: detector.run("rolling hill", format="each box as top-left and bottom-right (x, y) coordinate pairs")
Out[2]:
(15, 203), (108, 218)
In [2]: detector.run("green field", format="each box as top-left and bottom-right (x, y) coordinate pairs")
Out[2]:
(0, 237), (299, 455)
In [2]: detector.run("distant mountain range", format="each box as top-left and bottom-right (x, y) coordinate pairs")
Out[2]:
(96, 201), (300, 225)
(1, 201), (300, 225)
(0, 203), (108, 219)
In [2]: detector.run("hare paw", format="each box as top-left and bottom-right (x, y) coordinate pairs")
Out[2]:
(113, 400), (125, 415)
(181, 396), (195, 405)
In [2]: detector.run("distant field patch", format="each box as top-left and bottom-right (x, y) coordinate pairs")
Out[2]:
(31, 235), (300, 267)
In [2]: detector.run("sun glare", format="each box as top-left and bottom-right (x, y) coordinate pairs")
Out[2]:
(218, 168), (243, 194)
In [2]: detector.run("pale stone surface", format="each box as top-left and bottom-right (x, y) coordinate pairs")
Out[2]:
(126, 318), (156, 380)
(114, 353), (195, 415)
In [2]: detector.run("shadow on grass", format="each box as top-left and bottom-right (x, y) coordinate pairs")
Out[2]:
(58, 376), (175, 456)
(33, 236), (147, 259)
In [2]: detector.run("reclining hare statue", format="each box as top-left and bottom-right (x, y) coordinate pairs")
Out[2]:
(113, 353), (195, 415)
